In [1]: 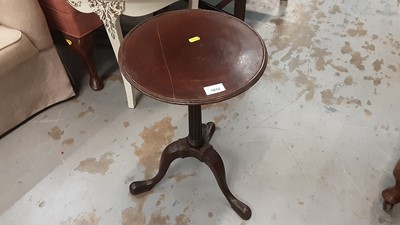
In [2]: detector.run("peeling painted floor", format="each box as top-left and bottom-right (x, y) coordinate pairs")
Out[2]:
(2, 0), (400, 224)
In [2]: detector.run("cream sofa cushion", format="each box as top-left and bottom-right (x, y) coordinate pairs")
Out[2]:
(0, 25), (21, 50)
(0, 25), (38, 74)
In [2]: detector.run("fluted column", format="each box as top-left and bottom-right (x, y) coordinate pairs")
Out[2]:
(187, 105), (203, 148)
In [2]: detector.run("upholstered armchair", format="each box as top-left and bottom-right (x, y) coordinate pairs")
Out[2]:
(0, 0), (75, 136)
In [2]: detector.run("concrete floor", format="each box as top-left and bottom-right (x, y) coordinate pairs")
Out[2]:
(1, 0), (400, 224)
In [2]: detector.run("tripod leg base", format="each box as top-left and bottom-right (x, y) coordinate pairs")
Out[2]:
(201, 144), (251, 220)
(129, 141), (182, 195)
(129, 121), (251, 219)
(382, 160), (400, 212)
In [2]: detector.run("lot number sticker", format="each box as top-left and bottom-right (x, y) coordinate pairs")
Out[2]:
(203, 83), (226, 95)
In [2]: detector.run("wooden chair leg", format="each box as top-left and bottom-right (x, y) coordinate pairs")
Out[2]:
(64, 32), (104, 91)
(234, 0), (246, 21)
(197, 0), (247, 20)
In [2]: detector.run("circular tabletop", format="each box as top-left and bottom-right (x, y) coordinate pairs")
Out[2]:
(119, 9), (267, 105)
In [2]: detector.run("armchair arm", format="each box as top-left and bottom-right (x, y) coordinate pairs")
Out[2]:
(0, 0), (53, 50)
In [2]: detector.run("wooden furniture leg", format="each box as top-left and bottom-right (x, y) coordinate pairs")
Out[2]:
(382, 159), (400, 212)
(233, 0), (246, 20)
(64, 32), (104, 91)
(197, 0), (247, 20)
(129, 105), (251, 220)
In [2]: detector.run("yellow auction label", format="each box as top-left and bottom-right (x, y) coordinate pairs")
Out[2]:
(189, 36), (200, 43)
(66, 39), (72, 45)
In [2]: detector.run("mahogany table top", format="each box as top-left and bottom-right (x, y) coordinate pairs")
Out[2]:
(119, 9), (267, 105)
